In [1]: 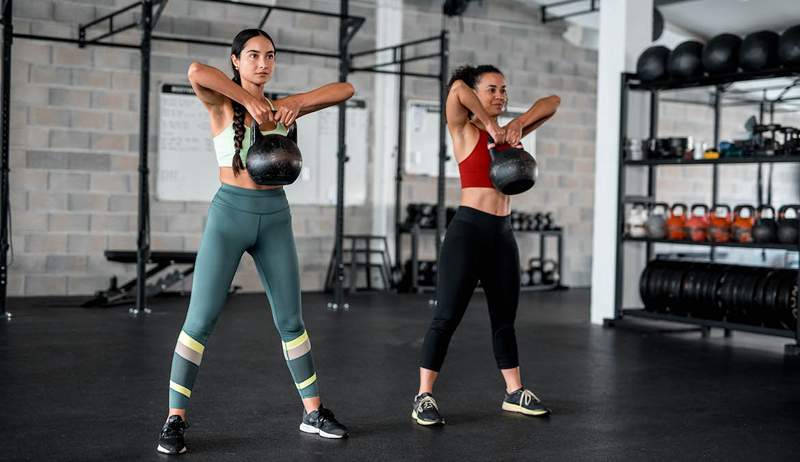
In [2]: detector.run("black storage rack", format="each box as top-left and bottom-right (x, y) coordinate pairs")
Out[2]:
(607, 65), (800, 354)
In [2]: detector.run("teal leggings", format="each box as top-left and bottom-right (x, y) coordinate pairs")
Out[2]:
(168, 184), (318, 409)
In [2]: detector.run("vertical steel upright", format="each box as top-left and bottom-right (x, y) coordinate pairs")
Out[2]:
(132, 0), (153, 315)
(0, 0), (12, 319)
(435, 30), (449, 262)
(646, 90), (657, 262)
(613, 73), (630, 318)
(330, 0), (350, 310)
(710, 87), (721, 262)
(395, 47), (406, 271)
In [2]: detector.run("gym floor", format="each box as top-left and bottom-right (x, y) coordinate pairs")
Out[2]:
(2, 290), (798, 461)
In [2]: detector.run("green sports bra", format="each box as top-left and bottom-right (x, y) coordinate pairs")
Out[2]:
(212, 98), (288, 167)
(213, 122), (288, 167)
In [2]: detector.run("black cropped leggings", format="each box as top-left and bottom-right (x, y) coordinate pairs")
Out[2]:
(420, 206), (520, 372)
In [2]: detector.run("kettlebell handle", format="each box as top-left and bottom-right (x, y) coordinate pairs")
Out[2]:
(250, 119), (261, 147)
(487, 135), (498, 159)
(778, 204), (800, 219)
(250, 115), (297, 146)
(757, 204), (776, 218)
(711, 204), (731, 218)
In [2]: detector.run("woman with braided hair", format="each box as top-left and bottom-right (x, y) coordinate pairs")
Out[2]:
(156, 29), (354, 455)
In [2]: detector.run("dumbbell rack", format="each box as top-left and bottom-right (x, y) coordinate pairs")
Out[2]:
(400, 224), (564, 293)
(610, 66), (800, 355)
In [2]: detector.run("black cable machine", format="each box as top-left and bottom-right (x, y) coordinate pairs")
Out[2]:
(0, 0), (365, 316)
(349, 31), (450, 280)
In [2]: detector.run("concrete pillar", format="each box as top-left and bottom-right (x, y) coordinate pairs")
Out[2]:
(590, 0), (653, 324)
(370, 0), (402, 264)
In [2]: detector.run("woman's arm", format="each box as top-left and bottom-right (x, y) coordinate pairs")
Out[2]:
(272, 82), (355, 127)
(187, 62), (273, 124)
(504, 95), (561, 146)
(446, 80), (505, 142)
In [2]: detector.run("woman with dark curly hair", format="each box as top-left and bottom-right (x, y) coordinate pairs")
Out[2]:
(156, 29), (354, 455)
(411, 64), (561, 426)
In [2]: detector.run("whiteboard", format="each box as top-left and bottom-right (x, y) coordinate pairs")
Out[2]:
(404, 100), (536, 178)
(157, 84), (368, 206)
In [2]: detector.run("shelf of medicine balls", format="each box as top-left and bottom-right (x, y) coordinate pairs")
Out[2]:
(399, 225), (565, 293)
(627, 64), (800, 92)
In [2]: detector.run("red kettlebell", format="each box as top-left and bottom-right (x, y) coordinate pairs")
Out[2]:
(666, 203), (688, 240)
(708, 204), (732, 243)
(732, 205), (755, 243)
(686, 204), (709, 242)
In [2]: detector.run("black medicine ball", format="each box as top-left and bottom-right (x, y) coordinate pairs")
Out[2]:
(637, 45), (671, 82)
(740, 30), (780, 71)
(668, 40), (704, 79)
(778, 24), (800, 65)
(703, 33), (741, 74)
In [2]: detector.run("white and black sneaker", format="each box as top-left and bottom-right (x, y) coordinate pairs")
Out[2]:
(299, 406), (349, 439)
(156, 415), (188, 455)
(412, 392), (445, 426)
(502, 388), (551, 417)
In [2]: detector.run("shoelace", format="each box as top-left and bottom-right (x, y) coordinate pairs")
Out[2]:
(317, 407), (336, 425)
(419, 395), (438, 412)
(519, 389), (540, 407)
(162, 418), (188, 437)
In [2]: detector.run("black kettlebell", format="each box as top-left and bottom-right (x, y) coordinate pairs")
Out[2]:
(753, 205), (778, 243)
(487, 136), (538, 195)
(777, 204), (800, 244)
(245, 120), (302, 186)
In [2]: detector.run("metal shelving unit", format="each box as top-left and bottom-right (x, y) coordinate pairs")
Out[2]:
(608, 68), (800, 355)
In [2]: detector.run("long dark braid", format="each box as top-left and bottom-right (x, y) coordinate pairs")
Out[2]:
(231, 73), (247, 176)
(229, 28), (276, 176)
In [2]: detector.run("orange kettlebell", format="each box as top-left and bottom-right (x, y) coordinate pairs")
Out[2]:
(708, 204), (732, 242)
(686, 204), (709, 242)
(666, 203), (688, 240)
(732, 205), (755, 243)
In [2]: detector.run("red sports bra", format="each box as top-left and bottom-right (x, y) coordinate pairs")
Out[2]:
(457, 129), (494, 189)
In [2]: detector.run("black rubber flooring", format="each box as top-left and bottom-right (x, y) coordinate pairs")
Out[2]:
(1, 289), (799, 461)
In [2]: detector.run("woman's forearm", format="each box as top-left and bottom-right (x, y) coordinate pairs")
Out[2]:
(187, 62), (256, 106)
(289, 82), (355, 115)
(516, 95), (561, 131)
(451, 80), (494, 127)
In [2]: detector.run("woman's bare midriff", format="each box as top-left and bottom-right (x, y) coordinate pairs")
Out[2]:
(460, 188), (511, 216)
(218, 167), (283, 190)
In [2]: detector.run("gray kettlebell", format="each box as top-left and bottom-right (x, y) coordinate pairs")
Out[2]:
(645, 202), (668, 239)
(753, 205), (778, 243)
(777, 204), (800, 244)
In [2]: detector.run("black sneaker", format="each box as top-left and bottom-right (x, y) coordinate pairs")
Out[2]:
(156, 415), (188, 455)
(502, 388), (551, 417)
(412, 392), (445, 426)
(299, 406), (349, 439)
